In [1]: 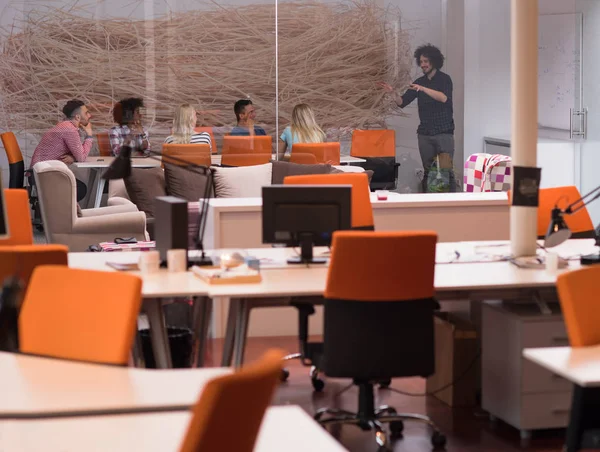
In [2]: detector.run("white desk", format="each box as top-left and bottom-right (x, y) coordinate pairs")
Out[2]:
(523, 345), (600, 388)
(0, 405), (348, 452)
(210, 154), (365, 166)
(73, 157), (161, 208)
(523, 346), (600, 451)
(204, 192), (511, 250)
(0, 351), (230, 419)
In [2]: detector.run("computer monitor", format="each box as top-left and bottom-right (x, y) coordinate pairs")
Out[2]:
(0, 176), (8, 240)
(262, 185), (352, 264)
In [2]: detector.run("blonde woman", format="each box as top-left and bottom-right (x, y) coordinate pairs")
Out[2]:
(165, 104), (212, 152)
(278, 103), (326, 160)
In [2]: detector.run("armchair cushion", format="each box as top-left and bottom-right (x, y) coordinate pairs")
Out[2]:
(212, 163), (272, 198)
(124, 167), (166, 218)
(164, 164), (214, 202)
(271, 160), (334, 184)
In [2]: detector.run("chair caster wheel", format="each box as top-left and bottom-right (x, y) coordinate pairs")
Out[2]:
(389, 420), (404, 438)
(431, 431), (447, 448)
(280, 368), (290, 382)
(311, 377), (325, 392)
(379, 378), (391, 389)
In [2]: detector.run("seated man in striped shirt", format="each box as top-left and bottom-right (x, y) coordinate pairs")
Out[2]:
(30, 99), (94, 201)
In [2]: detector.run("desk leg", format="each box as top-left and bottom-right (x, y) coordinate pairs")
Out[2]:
(221, 298), (239, 367)
(565, 385), (600, 452)
(192, 296), (213, 368)
(83, 168), (98, 208)
(145, 298), (173, 369)
(233, 298), (250, 369)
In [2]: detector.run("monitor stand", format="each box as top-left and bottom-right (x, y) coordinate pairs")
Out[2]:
(287, 234), (327, 265)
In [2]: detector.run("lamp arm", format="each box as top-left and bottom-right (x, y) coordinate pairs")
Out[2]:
(565, 184), (600, 215)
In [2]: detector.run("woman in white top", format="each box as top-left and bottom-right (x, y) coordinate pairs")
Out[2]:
(278, 103), (326, 160)
(164, 104), (212, 152)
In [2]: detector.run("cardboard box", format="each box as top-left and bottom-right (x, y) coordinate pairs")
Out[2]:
(426, 312), (479, 407)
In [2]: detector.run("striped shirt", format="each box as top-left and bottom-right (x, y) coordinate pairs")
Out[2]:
(164, 132), (212, 152)
(31, 121), (92, 167)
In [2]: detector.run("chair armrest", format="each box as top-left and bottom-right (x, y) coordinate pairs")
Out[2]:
(73, 211), (147, 236)
(107, 197), (136, 207)
(80, 203), (139, 217)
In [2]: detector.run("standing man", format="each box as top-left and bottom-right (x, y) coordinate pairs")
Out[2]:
(379, 44), (456, 192)
(231, 99), (267, 136)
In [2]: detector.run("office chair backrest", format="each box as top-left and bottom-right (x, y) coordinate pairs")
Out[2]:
(557, 267), (600, 347)
(194, 127), (217, 154)
(0, 189), (33, 246)
(291, 142), (341, 165)
(96, 132), (112, 157)
(534, 186), (593, 238)
(325, 231), (437, 301)
(0, 245), (68, 289)
(19, 266), (142, 365)
(1, 132), (25, 188)
(322, 231), (438, 380)
(162, 143), (211, 167)
(222, 136), (272, 155)
(284, 173), (374, 229)
(289, 152), (319, 165)
(350, 129), (395, 157)
(179, 349), (285, 452)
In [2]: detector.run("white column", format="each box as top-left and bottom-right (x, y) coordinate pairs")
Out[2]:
(510, 0), (538, 257)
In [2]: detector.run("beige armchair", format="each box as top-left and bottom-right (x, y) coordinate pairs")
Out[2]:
(33, 161), (148, 251)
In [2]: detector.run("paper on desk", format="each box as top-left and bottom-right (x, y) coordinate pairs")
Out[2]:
(436, 243), (510, 264)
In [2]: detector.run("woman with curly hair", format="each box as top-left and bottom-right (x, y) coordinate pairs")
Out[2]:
(379, 43), (456, 192)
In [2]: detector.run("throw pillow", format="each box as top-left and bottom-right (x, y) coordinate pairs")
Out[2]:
(213, 163), (272, 198)
(164, 164), (214, 202)
(124, 167), (166, 218)
(271, 160), (333, 184)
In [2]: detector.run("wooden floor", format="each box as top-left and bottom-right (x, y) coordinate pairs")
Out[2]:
(203, 336), (567, 452)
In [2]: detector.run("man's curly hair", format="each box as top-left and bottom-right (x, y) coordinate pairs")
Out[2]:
(414, 44), (444, 70)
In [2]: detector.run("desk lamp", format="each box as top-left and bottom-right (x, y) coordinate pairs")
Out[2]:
(103, 144), (213, 266)
(545, 184), (600, 265)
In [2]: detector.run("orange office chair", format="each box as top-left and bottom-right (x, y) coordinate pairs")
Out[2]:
(555, 266), (600, 451)
(221, 136), (272, 167)
(0, 244), (68, 288)
(284, 173), (374, 230)
(537, 186), (594, 239)
(194, 127), (217, 154)
(1, 132), (26, 188)
(350, 129), (399, 190)
(289, 153), (318, 165)
(0, 189), (34, 246)
(557, 266), (600, 347)
(291, 142), (341, 165)
(162, 143), (211, 167)
(19, 266), (142, 365)
(96, 132), (112, 157)
(313, 231), (446, 450)
(179, 349), (285, 452)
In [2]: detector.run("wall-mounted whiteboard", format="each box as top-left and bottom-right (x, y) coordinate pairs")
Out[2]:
(538, 13), (582, 131)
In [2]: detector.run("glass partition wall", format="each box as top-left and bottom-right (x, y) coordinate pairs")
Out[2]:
(0, 0), (450, 193)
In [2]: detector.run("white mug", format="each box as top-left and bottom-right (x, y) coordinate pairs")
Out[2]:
(138, 250), (160, 274)
(167, 249), (187, 272)
(545, 252), (559, 273)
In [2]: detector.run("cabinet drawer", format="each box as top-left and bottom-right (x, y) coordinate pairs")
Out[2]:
(520, 392), (572, 429)
(521, 321), (569, 348)
(522, 360), (572, 394)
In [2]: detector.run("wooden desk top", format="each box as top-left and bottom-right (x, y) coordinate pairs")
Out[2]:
(0, 352), (231, 419)
(0, 405), (348, 451)
(68, 239), (597, 299)
(523, 345), (600, 388)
